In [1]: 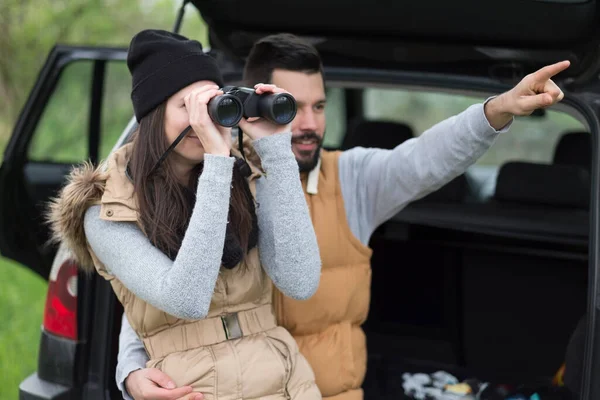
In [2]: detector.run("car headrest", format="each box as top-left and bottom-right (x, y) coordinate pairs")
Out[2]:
(419, 174), (468, 203)
(494, 161), (590, 209)
(342, 119), (414, 150)
(553, 131), (591, 171)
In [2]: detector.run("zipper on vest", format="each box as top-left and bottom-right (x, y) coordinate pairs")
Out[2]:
(223, 278), (229, 307)
(216, 274), (229, 311)
(274, 290), (285, 326)
(221, 275), (230, 310)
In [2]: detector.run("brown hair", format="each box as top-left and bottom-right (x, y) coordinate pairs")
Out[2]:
(129, 103), (253, 263)
(243, 33), (324, 86)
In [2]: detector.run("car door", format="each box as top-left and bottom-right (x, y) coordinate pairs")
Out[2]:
(0, 45), (131, 279)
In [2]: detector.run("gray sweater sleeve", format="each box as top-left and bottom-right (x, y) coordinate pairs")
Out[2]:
(116, 313), (146, 400)
(84, 153), (235, 320)
(338, 100), (513, 245)
(253, 132), (321, 300)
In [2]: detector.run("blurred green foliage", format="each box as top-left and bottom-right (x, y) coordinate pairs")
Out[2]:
(0, 258), (47, 400)
(0, 0), (209, 159)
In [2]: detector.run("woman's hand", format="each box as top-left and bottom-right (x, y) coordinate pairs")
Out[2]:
(184, 85), (232, 156)
(124, 368), (203, 400)
(238, 84), (293, 140)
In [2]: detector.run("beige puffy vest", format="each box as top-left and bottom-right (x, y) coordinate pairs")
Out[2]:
(273, 150), (373, 400)
(88, 144), (321, 400)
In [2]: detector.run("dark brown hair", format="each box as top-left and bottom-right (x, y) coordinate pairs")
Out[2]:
(243, 33), (324, 86)
(129, 103), (253, 262)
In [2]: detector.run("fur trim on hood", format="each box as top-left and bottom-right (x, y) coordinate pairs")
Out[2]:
(46, 161), (108, 273)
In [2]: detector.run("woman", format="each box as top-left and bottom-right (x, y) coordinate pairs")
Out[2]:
(47, 29), (322, 400)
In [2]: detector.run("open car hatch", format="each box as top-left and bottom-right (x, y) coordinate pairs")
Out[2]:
(191, 0), (600, 89)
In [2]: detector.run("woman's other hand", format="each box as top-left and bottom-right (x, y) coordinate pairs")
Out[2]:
(238, 84), (293, 140)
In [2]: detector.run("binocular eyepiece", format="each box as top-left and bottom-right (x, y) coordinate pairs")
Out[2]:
(207, 86), (298, 127)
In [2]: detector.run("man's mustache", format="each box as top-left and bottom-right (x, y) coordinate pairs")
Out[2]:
(292, 132), (322, 144)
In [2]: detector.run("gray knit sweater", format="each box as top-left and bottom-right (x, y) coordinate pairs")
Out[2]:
(84, 132), (321, 320)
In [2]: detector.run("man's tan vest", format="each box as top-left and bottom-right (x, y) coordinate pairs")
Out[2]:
(273, 150), (373, 400)
(88, 144), (320, 400)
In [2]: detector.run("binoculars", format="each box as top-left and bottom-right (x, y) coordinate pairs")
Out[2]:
(207, 86), (298, 127)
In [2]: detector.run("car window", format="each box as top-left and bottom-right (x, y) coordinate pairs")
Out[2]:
(362, 88), (587, 166)
(100, 62), (134, 159)
(28, 61), (92, 164)
(27, 60), (134, 165)
(323, 87), (346, 148)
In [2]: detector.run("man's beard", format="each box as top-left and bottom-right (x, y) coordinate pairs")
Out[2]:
(293, 132), (323, 173)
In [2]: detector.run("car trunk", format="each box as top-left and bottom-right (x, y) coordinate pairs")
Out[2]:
(363, 202), (589, 398)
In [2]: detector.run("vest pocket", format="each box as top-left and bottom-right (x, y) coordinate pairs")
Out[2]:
(265, 327), (322, 400)
(149, 347), (217, 399)
(234, 329), (289, 399)
(264, 333), (292, 398)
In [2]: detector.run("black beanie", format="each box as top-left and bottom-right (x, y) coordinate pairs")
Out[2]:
(127, 29), (224, 122)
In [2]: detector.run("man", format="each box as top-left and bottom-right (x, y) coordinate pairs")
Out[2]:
(116, 33), (568, 400)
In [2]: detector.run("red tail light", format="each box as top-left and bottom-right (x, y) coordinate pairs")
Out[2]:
(43, 259), (78, 340)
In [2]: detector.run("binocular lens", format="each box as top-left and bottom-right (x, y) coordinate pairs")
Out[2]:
(271, 94), (297, 125)
(208, 95), (243, 127)
(209, 90), (297, 127)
